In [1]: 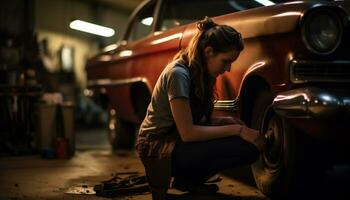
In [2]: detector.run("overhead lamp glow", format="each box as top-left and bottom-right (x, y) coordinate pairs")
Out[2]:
(254, 0), (275, 6)
(69, 20), (115, 37)
(141, 17), (153, 26)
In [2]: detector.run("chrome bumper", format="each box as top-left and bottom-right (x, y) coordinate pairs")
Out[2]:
(272, 87), (350, 118)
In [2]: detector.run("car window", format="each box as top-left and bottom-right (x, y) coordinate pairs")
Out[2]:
(128, 1), (156, 42)
(156, 0), (334, 31)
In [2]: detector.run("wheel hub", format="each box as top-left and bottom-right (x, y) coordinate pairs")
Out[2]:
(263, 117), (283, 169)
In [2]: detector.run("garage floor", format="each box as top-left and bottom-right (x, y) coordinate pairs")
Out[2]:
(0, 128), (268, 200)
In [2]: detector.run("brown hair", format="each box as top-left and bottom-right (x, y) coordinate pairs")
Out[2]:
(174, 17), (244, 123)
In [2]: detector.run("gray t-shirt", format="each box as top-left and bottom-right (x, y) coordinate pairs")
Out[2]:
(139, 60), (190, 136)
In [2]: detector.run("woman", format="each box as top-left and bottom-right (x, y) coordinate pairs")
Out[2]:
(136, 17), (266, 200)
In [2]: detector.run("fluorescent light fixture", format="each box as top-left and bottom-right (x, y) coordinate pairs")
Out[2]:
(69, 20), (115, 37)
(141, 17), (153, 26)
(254, 0), (275, 6)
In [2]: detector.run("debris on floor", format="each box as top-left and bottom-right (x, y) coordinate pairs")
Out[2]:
(93, 172), (149, 197)
(65, 184), (96, 195)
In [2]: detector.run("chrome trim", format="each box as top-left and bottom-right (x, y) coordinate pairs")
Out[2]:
(272, 87), (350, 119)
(87, 77), (148, 88)
(214, 99), (239, 111)
(290, 60), (350, 83)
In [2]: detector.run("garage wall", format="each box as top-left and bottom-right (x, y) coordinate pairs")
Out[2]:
(1, 0), (34, 36)
(34, 0), (131, 90)
(35, 0), (130, 45)
(36, 30), (97, 90)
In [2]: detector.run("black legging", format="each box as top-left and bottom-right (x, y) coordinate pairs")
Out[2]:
(171, 136), (260, 186)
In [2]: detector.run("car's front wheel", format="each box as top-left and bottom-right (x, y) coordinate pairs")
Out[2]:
(251, 90), (321, 199)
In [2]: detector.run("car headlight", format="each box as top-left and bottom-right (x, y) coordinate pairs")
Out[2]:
(302, 9), (343, 55)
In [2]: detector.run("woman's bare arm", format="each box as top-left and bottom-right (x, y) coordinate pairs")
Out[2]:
(170, 98), (244, 142)
(211, 116), (245, 126)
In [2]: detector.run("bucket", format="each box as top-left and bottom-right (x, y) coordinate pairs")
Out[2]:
(55, 137), (68, 159)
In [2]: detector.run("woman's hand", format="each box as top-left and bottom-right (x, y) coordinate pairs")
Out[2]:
(212, 116), (245, 126)
(240, 126), (266, 151)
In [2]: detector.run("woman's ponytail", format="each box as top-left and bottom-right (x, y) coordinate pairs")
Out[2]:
(197, 16), (217, 32)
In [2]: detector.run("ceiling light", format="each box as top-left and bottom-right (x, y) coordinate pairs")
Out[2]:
(69, 20), (115, 37)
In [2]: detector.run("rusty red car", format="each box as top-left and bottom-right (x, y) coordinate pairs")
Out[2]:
(86, 0), (350, 198)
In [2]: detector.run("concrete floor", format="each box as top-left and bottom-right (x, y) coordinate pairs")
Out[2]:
(0, 128), (269, 200)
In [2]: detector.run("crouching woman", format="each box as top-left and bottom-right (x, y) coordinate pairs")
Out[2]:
(136, 17), (266, 200)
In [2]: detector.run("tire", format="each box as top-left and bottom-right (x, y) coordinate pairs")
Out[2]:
(108, 109), (136, 150)
(251, 90), (321, 199)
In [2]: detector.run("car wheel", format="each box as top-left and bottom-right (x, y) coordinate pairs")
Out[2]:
(108, 109), (136, 150)
(251, 90), (320, 199)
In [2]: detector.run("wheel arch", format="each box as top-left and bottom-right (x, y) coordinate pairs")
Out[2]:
(240, 75), (271, 126)
(130, 80), (152, 121)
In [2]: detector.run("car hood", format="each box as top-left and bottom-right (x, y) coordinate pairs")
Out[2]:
(181, 0), (347, 45)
